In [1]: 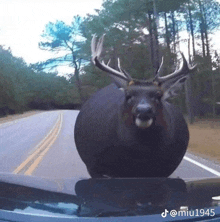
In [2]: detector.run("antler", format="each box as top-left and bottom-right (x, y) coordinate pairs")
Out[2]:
(154, 53), (197, 84)
(91, 34), (196, 87)
(91, 34), (132, 81)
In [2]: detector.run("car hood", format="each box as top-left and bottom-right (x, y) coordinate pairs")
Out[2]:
(1, 173), (220, 219)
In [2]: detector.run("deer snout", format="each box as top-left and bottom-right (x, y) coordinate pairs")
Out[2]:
(135, 104), (154, 120)
(133, 101), (155, 128)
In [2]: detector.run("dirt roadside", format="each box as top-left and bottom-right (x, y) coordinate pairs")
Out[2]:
(0, 110), (44, 125)
(188, 120), (220, 164)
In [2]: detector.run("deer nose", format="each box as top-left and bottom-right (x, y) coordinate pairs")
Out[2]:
(136, 104), (153, 114)
(135, 103), (154, 120)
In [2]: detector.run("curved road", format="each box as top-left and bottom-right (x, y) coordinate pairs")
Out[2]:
(0, 110), (219, 180)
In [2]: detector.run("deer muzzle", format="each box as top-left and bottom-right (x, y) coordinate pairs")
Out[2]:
(133, 102), (154, 128)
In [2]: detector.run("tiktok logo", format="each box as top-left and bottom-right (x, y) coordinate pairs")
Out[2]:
(161, 209), (169, 218)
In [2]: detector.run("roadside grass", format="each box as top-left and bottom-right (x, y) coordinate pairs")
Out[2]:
(188, 119), (220, 163)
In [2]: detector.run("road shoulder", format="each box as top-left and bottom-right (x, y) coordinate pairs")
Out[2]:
(0, 110), (44, 124)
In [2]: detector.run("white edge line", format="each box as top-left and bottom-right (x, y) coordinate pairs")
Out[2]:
(184, 156), (220, 177)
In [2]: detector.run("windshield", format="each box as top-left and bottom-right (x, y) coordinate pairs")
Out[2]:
(1, 0), (220, 220)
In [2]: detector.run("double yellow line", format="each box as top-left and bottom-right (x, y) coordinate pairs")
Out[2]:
(13, 112), (63, 175)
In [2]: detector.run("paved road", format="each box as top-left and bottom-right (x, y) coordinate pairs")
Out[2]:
(0, 110), (220, 180)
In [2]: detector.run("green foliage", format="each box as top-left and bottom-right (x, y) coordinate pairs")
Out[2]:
(0, 47), (80, 117)
(37, 16), (85, 71)
(39, 17), (84, 51)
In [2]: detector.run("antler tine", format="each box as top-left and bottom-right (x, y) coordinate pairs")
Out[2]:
(107, 59), (111, 66)
(155, 53), (196, 83)
(181, 52), (198, 72)
(91, 34), (98, 64)
(96, 34), (105, 58)
(154, 57), (164, 82)
(189, 63), (197, 72)
(156, 56), (164, 77)
(91, 34), (130, 81)
(117, 57), (132, 80)
(91, 34), (105, 63)
(118, 58), (122, 72)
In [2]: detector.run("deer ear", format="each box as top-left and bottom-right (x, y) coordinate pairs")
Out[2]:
(162, 76), (187, 100)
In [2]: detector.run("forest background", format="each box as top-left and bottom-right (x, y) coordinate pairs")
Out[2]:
(1, 0), (220, 124)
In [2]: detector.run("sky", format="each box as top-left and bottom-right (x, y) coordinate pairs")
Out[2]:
(0, 0), (103, 66)
(0, 0), (220, 75)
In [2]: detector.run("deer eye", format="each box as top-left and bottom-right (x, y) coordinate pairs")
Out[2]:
(155, 91), (163, 99)
(151, 91), (162, 103)
(125, 94), (133, 102)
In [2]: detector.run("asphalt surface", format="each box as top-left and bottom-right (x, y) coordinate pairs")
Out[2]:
(0, 110), (220, 180)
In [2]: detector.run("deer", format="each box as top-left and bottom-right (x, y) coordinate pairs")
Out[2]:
(74, 34), (196, 178)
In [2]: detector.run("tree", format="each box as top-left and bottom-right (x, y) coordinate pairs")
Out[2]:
(75, 0), (220, 119)
(37, 16), (86, 102)
(192, 0), (220, 117)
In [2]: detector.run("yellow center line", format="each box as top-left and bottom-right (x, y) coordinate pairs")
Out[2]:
(13, 112), (63, 175)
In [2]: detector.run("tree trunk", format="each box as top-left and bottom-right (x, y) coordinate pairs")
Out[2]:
(200, 23), (206, 57)
(185, 38), (194, 124)
(188, 38), (191, 64)
(200, 0), (210, 58)
(199, 0), (215, 117)
(176, 22), (180, 52)
(204, 23), (210, 58)
(153, 0), (160, 71)
(171, 11), (176, 54)
(198, 0), (206, 58)
(202, 2), (212, 70)
(164, 12), (171, 56)
(148, 12), (155, 72)
(74, 67), (84, 103)
(188, 4), (196, 58)
(211, 71), (216, 118)
(185, 76), (194, 124)
(72, 52), (84, 103)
